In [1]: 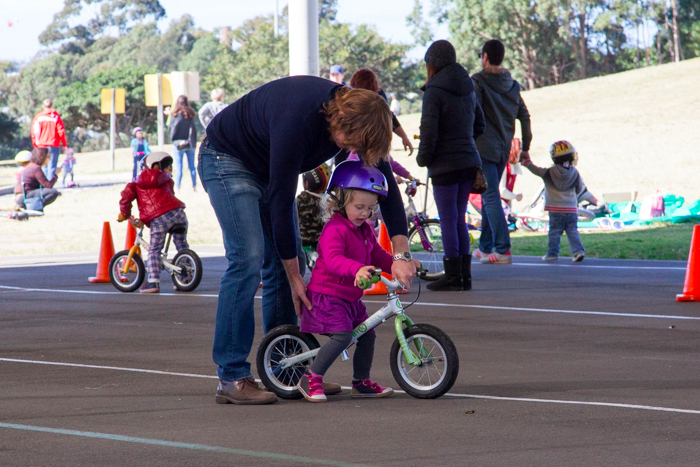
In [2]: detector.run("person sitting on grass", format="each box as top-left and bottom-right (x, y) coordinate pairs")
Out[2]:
(13, 148), (61, 209)
(118, 152), (189, 293)
(297, 160), (396, 403)
(520, 140), (598, 262)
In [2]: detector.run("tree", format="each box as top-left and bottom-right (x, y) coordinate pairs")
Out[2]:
(40, 0), (166, 53)
(55, 64), (159, 148)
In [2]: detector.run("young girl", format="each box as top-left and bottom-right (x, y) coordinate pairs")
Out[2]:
(130, 127), (151, 180)
(298, 160), (395, 403)
(61, 147), (77, 188)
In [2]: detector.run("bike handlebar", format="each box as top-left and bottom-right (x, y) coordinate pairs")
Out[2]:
(357, 263), (426, 291)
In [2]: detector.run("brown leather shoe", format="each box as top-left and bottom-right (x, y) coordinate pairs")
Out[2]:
(322, 382), (342, 395)
(216, 378), (278, 405)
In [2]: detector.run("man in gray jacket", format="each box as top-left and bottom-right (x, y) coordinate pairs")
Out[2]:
(472, 39), (532, 264)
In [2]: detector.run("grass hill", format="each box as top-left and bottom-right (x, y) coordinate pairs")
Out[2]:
(389, 57), (700, 210)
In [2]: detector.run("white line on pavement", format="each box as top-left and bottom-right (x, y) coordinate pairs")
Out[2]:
(3, 284), (699, 321)
(2, 358), (698, 415)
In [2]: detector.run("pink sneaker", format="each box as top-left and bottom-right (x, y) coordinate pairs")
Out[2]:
(481, 251), (512, 264)
(298, 371), (327, 402)
(351, 379), (394, 398)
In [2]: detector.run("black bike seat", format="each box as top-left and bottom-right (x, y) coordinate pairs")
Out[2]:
(168, 223), (187, 235)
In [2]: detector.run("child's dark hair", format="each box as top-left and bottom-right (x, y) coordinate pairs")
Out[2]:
(552, 154), (575, 165)
(153, 159), (173, 171)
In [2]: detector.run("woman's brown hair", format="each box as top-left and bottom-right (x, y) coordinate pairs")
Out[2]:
(324, 87), (392, 166)
(349, 68), (379, 93)
(171, 95), (196, 119)
(30, 148), (49, 165)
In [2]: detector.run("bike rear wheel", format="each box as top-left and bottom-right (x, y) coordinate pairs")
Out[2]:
(256, 325), (320, 399)
(409, 219), (444, 281)
(171, 248), (203, 291)
(108, 250), (145, 293)
(390, 324), (459, 399)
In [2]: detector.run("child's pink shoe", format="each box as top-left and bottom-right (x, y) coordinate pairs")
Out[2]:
(298, 370), (327, 402)
(351, 379), (394, 398)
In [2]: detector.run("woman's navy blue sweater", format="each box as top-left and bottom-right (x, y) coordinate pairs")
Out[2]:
(205, 76), (408, 260)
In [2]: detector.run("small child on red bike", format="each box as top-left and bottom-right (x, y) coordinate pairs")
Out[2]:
(118, 152), (189, 293)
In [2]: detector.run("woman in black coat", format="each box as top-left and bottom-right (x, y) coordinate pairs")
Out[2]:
(416, 40), (485, 291)
(168, 95), (197, 191)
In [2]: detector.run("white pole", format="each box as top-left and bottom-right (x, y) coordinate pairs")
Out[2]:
(274, 0), (279, 38)
(157, 74), (165, 151)
(110, 88), (116, 171)
(288, 0), (319, 76)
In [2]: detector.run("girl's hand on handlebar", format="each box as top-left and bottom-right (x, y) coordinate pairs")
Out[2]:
(354, 266), (375, 287)
(117, 213), (127, 222)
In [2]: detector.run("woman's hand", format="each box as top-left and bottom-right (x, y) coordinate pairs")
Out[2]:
(354, 266), (375, 287)
(391, 260), (417, 291)
(282, 258), (312, 318)
(401, 134), (414, 156)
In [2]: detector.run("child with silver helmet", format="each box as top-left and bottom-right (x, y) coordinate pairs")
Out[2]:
(297, 160), (395, 403)
(521, 140), (599, 262)
(118, 152), (188, 293)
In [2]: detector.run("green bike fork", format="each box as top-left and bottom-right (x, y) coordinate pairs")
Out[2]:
(394, 314), (430, 366)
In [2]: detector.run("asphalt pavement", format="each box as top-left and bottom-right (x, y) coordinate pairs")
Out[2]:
(1, 252), (699, 466)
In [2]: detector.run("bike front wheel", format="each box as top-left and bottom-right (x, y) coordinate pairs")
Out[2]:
(390, 324), (459, 399)
(256, 325), (320, 399)
(108, 250), (145, 292)
(171, 249), (203, 291)
(409, 219), (444, 281)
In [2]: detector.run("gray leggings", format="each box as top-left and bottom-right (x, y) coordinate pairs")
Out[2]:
(310, 332), (375, 381)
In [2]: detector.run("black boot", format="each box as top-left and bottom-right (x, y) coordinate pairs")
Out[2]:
(461, 254), (472, 291)
(426, 257), (462, 291)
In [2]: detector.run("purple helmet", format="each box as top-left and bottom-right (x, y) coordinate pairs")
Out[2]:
(327, 160), (388, 201)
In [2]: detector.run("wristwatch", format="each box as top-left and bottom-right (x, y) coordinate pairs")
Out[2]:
(392, 251), (413, 262)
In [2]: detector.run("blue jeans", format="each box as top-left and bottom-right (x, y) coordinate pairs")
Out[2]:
(548, 212), (584, 257)
(174, 148), (196, 189)
(43, 147), (60, 180)
(198, 140), (298, 381)
(433, 179), (474, 258)
(478, 162), (511, 254)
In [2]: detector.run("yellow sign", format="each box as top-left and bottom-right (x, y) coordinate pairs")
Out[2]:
(100, 88), (126, 114)
(144, 72), (200, 107)
(144, 74), (173, 107)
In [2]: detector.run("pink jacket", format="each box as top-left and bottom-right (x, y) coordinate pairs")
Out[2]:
(307, 213), (394, 302)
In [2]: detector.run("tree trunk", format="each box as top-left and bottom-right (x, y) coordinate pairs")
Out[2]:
(578, 12), (587, 79)
(670, 0), (682, 62)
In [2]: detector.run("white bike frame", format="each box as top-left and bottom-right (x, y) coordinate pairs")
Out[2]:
(277, 275), (426, 369)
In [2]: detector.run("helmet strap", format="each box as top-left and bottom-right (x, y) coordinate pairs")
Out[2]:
(330, 189), (348, 218)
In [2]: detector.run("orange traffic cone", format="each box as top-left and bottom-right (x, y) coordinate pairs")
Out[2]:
(125, 222), (137, 250)
(89, 222), (116, 283)
(677, 224), (700, 301)
(365, 223), (405, 295)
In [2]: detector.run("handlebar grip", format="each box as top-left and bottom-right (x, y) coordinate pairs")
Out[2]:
(357, 274), (381, 290)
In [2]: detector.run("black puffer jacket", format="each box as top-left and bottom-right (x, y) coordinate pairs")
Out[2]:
(471, 70), (531, 165)
(416, 63), (485, 178)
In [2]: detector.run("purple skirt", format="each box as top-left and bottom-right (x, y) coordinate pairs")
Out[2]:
(300, 290), (374, 335)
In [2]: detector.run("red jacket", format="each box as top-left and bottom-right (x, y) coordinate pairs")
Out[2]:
(119, 168), (185, 226)
(31, 108), (67, 148)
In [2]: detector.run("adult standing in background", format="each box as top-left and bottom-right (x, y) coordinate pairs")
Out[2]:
(389, 93), (401, 116)
(31, 99), (67, 180)
(169, 95), (198, 192)
(198, 88), (227, 129)
(416, 40), (485, 291)
(329, 64), (346, 85)
(471, 39), (532, 265)
(349, 68), (414, 156)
